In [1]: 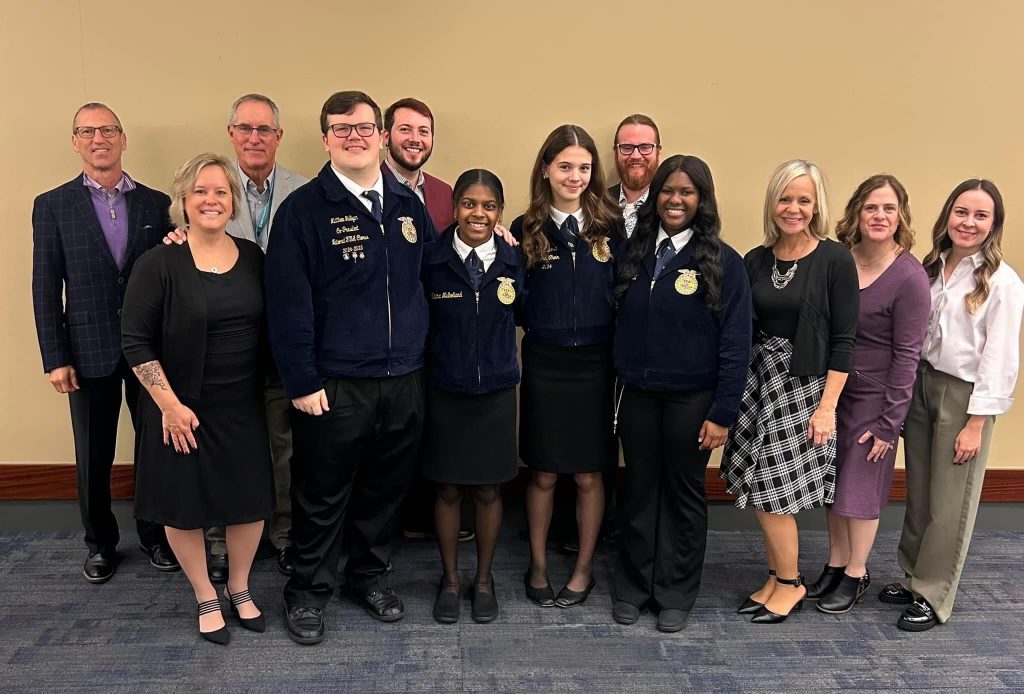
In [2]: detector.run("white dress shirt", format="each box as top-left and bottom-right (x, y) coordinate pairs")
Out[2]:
(921, 250), (1024, 415)
(453, 231), (496, 272)
(549, 207), (585, 229)
(331, 165), (384, 215)
(655, 225), (694, 253)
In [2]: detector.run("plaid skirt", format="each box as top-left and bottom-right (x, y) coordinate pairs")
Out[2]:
(720, 334), (836, 514)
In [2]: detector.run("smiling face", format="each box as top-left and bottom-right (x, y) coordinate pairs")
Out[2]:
(773, 175), (816, 238)
(185, 164), (233, 233)
(543, 145), (592, 211)
(946, 188), (995, 256)
(455, 183), (502, 247)
(322, 102), (382, 177)
(384, 107), (433, 173)
(229, 99), (281, 177)
(657, 171), (700, 234)
(858, 184), (900, 244)
(72, 106), (126, 175)
(615, 123), (660, 193)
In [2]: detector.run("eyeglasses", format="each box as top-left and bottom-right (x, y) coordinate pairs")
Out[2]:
(327, 122), (378, 138)
(231, 124), (280, 138)
(616, 143), (658, 156)
(73, 125), (122, 139)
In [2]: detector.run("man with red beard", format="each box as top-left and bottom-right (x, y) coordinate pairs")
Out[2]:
(609, 114), (662, 238)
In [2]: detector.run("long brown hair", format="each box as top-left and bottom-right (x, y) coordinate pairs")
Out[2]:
(522, 124), (620, 266)
(922, 178), (1005, 314)
(835, 174), (915, 252)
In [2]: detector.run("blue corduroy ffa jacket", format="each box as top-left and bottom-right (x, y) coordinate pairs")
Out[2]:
(614, 236), (753, 427)
(265, 162), (436, 398)
(422, 227), (525, 395)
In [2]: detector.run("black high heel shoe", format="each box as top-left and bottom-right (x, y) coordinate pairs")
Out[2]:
(555, 576), (596, 608)
(523, 567), (555, 608)
(737, 569), (776, 614)
(225, 588), (266, 633)
(198, 598), (230, 645)
(751, 574), (805, 624)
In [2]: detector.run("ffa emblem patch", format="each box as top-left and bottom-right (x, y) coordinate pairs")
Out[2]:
(675, 269), (700, 295)
(497, 277), (516, 305)
(592, 237), (612, 263)
(399, 216), (417, 243)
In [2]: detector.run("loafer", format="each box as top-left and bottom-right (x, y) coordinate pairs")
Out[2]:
(284, 605), (324, 645)
(805, 564), (845, 599)
(817, 572), (870, 614)
(83, 552), (117, 584)
(139, 544), (180, 572)
(471, 575), (499, 623)
(612, 600), (640, 625)
(432, 578), (461, 624)
(897, 598), (938, 632)
(277, 546), (294, 577)
(208, 553), (228, 584)
(555, 576), (596, 608)
(351, 586), (404, 622)
(657, 608), (689, 633)
(879, 582), (914, 605)
(524, 568), (555, 608)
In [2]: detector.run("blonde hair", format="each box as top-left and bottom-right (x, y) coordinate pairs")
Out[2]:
(168, 153), (242, 231)
(762, 159), (830, 247)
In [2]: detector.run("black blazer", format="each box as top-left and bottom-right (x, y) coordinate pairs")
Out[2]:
(121, 237), (265, 401)
(32, 175), (172, 377)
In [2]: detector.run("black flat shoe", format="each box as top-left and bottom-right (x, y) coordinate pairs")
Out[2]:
(225, 588), (266, 632)
(817, 571), (870, 615)
(197, 598), (229, 645)
(277, 546), (294, 577)
(524, 568), (555, 608)
(612, 600), (640, 625)
(207, 553), (228, 584)
(139, 544), (180, 572)
(897, 598), (938, 632)
(555, 576), (596, 608)
(751, 574), (805, 624)
(350, 586), (404, 622)
(879, 582), (914, 605)
(471, 575), (499, 623)
(737, 569), (776, 614)
(657, 609), (689, 633)
(284, 605), (324, 645)
(432, 577), (461, 624)
(83, 552), (117, 584)
(805, 564), (845, 599)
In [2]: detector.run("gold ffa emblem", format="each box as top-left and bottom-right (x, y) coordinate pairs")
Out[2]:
(496, 277), (517, 305)
(675, 269), (700, 296)
(399, 216), (417, 243)
(591, 237), (612, 263)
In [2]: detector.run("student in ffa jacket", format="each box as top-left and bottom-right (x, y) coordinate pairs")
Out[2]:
(610, 155), (752, 632)
(511, 124), (624, 610)
(421, 169), (524, 625)
(265, 91), (436, 646)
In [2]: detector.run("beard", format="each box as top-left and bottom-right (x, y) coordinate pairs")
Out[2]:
(617, 159), (656, 193)
(388, 140), (432, 173)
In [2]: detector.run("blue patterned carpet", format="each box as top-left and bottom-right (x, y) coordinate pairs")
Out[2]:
(0, 529), (1021, 692)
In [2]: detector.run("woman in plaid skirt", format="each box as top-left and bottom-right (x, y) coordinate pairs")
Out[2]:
(720, 160), (859, 623)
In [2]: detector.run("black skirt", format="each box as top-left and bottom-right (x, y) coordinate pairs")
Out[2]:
(423, 386), (519, 485)
(519, 339), (616, 474)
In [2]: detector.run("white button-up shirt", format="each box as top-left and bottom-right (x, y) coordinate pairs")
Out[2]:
(921, 250), (1024, 415)
(453, 231), (496, 272)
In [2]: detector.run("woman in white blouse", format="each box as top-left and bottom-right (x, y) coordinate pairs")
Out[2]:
(880, 179), (1024, 631)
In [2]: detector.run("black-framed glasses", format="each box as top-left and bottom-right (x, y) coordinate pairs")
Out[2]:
(327, 122), (378, 138)
(616, 143), (658, 156)
(231, 124), (279, 138)
(73, 125), (122, 139)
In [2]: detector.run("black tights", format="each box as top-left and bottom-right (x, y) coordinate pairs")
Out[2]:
(435, 483), (503, 593)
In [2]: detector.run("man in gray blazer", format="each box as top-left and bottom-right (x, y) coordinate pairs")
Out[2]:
(206, 94), (309, 581)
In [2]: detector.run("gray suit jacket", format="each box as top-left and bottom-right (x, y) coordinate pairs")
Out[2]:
(226, 163), (309, 250)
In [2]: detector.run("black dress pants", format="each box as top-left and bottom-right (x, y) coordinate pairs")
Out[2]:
(613, 386), (715, 611)
(67, 357), (165, 554)
(284, 372), (424, 609)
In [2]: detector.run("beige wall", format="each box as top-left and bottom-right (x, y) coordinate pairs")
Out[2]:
(3, 0), (1023, 470)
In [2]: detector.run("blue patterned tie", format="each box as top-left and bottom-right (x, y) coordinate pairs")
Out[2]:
(561, 215), (579, 248)
(465, 250), (484, 291)
(362, 190), (383, 225)
(653, 237), (677, 280)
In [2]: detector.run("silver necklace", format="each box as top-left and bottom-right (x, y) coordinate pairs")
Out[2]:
(772, 257), (798, 290)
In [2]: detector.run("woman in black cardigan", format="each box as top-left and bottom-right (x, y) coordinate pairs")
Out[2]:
(720, 159), (858, 623)
(122, 153), (273, 645)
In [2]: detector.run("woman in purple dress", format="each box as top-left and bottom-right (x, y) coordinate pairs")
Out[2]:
(805, 175), (930, 614)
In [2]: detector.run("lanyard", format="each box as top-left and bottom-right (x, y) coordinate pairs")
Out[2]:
(253, 173), (275, 245)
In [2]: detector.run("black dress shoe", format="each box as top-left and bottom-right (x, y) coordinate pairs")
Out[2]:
(83, 552), (117, 584)
(657, 608), (689, 633)
(471, 575), (499, 623)
(879, 582), (914, 605)
(805, 564), (845, 599)
(140, 544), (180, 572)
(524, 568), (555, 608)
(817, 571), (870, 614)
(432, 577), (461, 624)
(612, 600), (640, 625)
(555, 576), (596, 608)
(198, 598), (230, 645)
(225, 588), (266, 632)
(208, 553), (228, 584)
(351, 586), (404, 622)
(751, 575), (805, 624)
(277, 546), (294, 577)
(284, 605), (324, 645)
(457, 529), (476, 543)
(897, 598), (938, 632)
(737, 569), (776, 614)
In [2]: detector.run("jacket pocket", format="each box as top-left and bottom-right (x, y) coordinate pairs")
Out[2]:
(67, 311), (91, 326)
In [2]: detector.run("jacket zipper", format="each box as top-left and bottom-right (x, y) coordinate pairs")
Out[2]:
(381, 221), (393, 375)
(570, 248), (578, 346)
(475, 290), (482, 389)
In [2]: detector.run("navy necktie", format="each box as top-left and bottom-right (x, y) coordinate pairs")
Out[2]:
(363, 190), (383, 225)
(465, 249), (484, 291)
(653, 237), (677, 280)
(560, 215), (579, 248)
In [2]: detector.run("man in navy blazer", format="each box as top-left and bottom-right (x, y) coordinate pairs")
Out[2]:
(32, 103), (178, 583)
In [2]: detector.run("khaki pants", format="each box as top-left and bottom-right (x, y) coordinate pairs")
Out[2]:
(898, 362), (994, 623)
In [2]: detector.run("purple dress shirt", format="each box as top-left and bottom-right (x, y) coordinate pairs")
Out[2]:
(83, 172), (136, 268)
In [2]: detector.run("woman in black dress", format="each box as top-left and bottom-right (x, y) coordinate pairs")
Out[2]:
(510, 125), (623, 608)
(422, 170), (524, 624)
(122, 153), (273, 645)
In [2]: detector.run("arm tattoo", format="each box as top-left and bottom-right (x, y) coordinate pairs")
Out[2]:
(134, 361), (168, 390)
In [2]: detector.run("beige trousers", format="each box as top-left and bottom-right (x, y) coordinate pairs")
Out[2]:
(898, 362), (994, 623)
